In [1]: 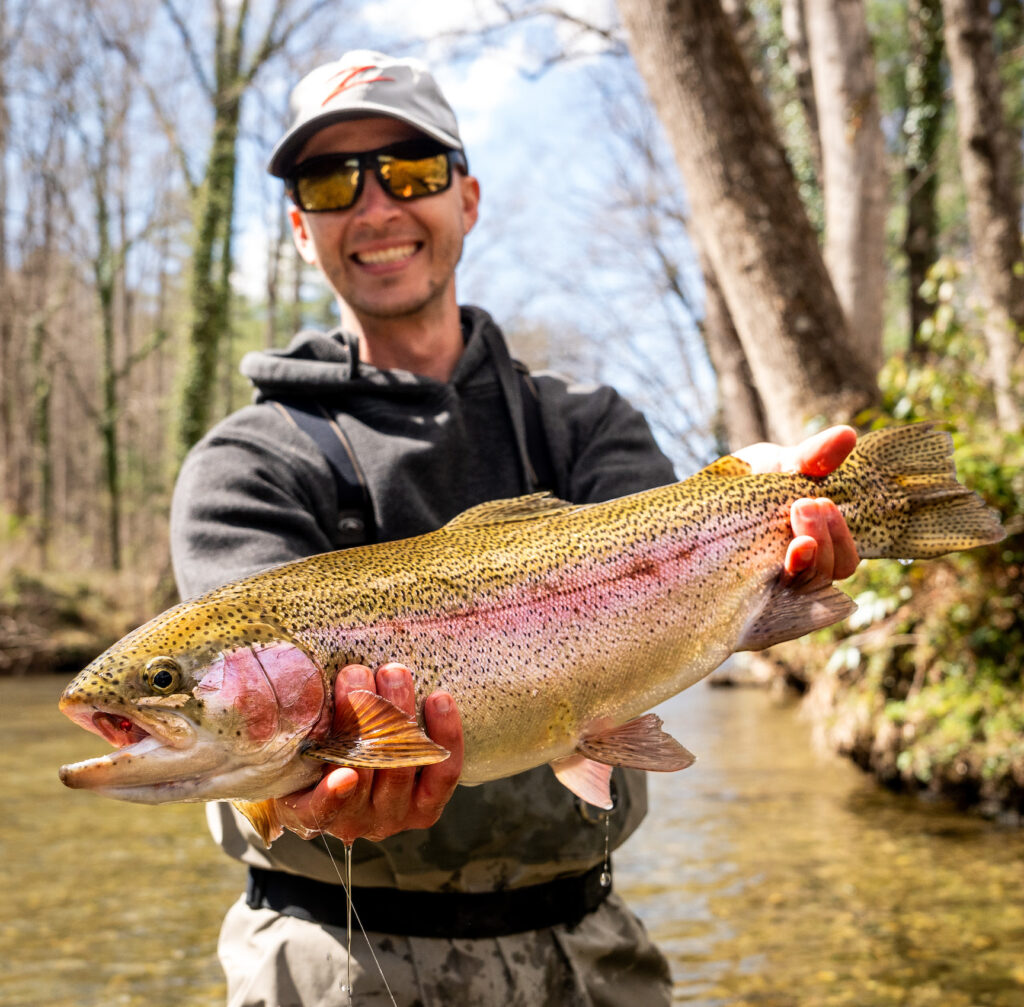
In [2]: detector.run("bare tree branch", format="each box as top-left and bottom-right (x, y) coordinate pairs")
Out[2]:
(160, 0), (213, 96)
(241, 0), (337, 87)
(83, 1), (196, 195)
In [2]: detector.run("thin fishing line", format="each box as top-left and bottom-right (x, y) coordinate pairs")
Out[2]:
(345, 842), (353, 1004)
(309, 805), (399, 1007)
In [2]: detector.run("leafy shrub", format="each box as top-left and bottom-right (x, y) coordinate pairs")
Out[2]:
(796, 257), (1024, 816)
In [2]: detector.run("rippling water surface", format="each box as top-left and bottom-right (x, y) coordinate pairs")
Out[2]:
(3, 676), (1022, 1006)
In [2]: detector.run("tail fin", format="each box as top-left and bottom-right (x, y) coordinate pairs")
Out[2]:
(823, 424), (1006, 560)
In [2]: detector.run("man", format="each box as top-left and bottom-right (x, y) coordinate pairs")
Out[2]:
(171, 51), (859, 1007)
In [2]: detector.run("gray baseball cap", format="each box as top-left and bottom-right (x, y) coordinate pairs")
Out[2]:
(268, 51), (464, 178)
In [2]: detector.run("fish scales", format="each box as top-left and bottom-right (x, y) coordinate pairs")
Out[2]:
(58, 424), (1006, 836)
(212, 485), (783, 779)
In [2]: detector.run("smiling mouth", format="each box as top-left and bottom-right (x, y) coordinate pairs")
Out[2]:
(353, 243), (419, 266)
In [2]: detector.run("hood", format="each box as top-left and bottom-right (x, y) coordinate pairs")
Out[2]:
(240, 305), (498, 403)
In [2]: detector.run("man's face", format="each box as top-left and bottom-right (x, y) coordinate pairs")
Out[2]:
(288, 117), (479, 326)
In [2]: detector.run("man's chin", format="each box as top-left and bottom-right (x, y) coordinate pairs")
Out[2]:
(346, 285), (450, 323)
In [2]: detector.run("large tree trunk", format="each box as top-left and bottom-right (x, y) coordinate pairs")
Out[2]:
(701, 253), (768, 450)
(804, 0), (887, 376)
(618, 0), (877, 444)
(941, 0), (1024, 431)
(904, 0), (946, 353)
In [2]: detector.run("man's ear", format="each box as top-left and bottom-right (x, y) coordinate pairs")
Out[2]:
(289, 206), (319, 265)
(459, 175), (481, 236)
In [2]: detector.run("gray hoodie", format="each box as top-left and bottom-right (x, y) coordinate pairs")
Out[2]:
(171, 305), (676, 891)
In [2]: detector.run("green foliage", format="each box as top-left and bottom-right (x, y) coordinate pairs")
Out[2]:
(804, 260), (1024, 815)
(749, 0), (825, 233)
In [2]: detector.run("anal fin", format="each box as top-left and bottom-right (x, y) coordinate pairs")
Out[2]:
(738, 582), (857, 651)
(578, 714), (695, 772)
(232, 799), (284, 849)
(550, 754), (615, 809)
(304, 689), (450, 769)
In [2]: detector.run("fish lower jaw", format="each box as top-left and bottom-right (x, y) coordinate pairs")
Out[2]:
(88, 757), (321, 805)
(59, 735), (320, 806)
(59, 733), (231, 797)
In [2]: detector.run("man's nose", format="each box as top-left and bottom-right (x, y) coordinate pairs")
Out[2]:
(352, 169), (399, 219)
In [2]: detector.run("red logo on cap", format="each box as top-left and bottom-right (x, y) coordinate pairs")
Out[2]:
(321, 65), (395, 106)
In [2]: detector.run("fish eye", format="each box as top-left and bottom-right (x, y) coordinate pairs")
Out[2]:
(144, 656), (181, 693)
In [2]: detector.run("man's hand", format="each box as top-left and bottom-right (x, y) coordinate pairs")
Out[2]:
(734, 425), (861, 588)
(274, 663), (464, 844)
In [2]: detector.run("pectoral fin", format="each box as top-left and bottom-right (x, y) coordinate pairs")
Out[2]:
(550, 754), (615, 809)
(304, 690), (450, 769)
(578, 714), (695, 772)
(232, 799), (284, 849)
(738, 582), (857, 651)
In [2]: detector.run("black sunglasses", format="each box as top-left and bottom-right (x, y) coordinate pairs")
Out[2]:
(286, 138), (468, 213)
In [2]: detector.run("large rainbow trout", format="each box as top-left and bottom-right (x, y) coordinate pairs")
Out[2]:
(59, 424), (1004, 844)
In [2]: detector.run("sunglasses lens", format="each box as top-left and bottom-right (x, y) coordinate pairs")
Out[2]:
(294, 163), (360, 211)
(379, 152), (451, 199)
(290, 146), (456, 210)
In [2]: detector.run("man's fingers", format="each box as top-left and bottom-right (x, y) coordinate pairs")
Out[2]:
(376, 663), (416, 714)
(277, 666), (464, 842)
(793, 499), (833, 574)
(786, 498), (860, 585)
(369, 665), (418, 814)
(412, 691), (463, 825)
(784, 534), (818, 583)
(328, 665), (377, 817)
(336, 663), (375, 702)
(825, 501), (860, 579)
(792, 425), (857, 478)
(786, 499), (833, 586)
(276, 766), (360, 835)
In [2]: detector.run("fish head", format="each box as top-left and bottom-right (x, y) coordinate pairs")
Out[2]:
(58, 598), (330, 804)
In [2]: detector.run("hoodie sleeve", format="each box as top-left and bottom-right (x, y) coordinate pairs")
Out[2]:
(170, 404), (342, 599)
(532, 374), (677, 503)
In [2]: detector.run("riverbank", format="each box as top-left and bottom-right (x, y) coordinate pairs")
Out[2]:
(0, 566), (162, 676)
(756, 534), (1024, 823)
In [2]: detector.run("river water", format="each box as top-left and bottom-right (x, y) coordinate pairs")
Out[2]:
(3, 675), (1022, 1006)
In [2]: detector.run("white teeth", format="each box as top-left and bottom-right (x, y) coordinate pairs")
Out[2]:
(355, 244), (416, 265)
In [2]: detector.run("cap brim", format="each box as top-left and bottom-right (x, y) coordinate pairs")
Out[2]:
(267, 105), (463, 177)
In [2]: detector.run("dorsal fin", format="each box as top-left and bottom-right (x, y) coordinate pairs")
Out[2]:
(694, 455), (752, 479)
(443, 493), (581, 529)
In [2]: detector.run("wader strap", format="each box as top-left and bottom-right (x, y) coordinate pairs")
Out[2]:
(478, 320), (546, 493)
(245, 862), (612, 938)
(517, 368), (556, 493)
(270, 397), (375, 542)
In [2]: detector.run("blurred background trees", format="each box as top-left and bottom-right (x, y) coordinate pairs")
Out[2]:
(1, 0), (1021, 805)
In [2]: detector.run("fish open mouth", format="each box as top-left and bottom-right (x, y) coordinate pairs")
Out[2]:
(92, 712), (151, 748)
(58, 707), (227, 798)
